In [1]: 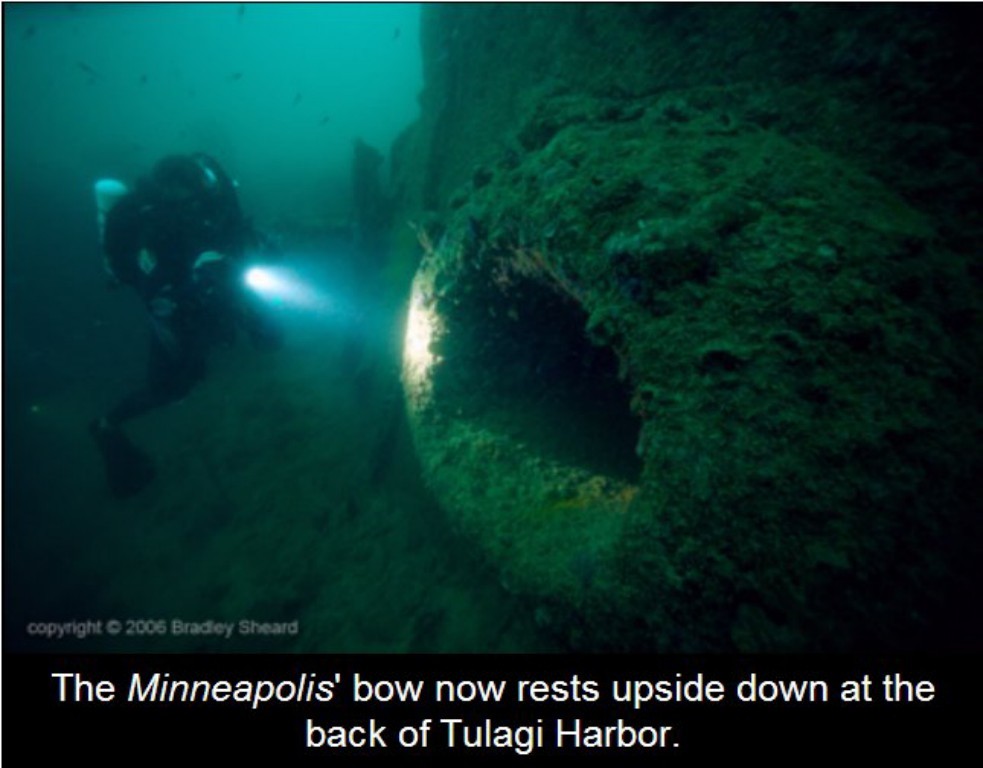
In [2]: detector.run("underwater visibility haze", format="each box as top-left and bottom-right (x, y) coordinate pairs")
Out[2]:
(4, 2), (554, 653)
(3, 3), (981, 653)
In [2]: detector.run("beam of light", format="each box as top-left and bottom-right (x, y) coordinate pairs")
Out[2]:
(243, 265), (333, 314)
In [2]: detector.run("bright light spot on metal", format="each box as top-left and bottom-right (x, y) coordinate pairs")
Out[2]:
(402, 276), (441, 398)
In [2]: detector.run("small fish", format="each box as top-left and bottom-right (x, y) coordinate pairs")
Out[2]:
(228, 72), (243, 81)
(293, 92), (302, 106)
(237, 3), (245, 21)
(76, 60), (100, 78)
(139, 73), (148, 85)
(392, 27), (400, 40)
(22, 25), (37, 40)
(318, 115), (331, 126)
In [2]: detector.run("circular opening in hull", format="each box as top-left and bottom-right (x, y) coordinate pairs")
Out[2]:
(430, 261), (642, 484)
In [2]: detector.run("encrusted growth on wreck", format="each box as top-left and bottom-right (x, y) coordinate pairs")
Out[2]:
(393, 5), (982, 650)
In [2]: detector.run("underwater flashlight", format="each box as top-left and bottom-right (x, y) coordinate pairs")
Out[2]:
(245, 266), (281, 293)
(243, 264), (333, 314)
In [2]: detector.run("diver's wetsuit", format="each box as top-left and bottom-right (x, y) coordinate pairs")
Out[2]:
(104, 294), (216, 426)
(92, 153), (281, 496)
(102, 154), (247, 423)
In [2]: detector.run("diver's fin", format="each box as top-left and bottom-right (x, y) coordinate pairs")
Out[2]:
(90, 421), (156, 498)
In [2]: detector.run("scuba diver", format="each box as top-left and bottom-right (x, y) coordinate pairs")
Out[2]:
(90, 153), (282, 498)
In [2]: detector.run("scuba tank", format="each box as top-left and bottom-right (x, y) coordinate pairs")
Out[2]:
(94, 178), (129, 281)
(94, 178), (129, 245)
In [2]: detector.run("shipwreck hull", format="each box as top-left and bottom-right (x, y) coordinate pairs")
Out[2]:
(395, 5), (982, 651)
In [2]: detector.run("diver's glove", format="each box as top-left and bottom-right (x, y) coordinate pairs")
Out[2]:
(190, 251), (243, 348)
(191, 250), (238, 308)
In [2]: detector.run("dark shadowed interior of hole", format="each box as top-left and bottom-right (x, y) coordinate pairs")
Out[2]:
(434, 272), (643, 483)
